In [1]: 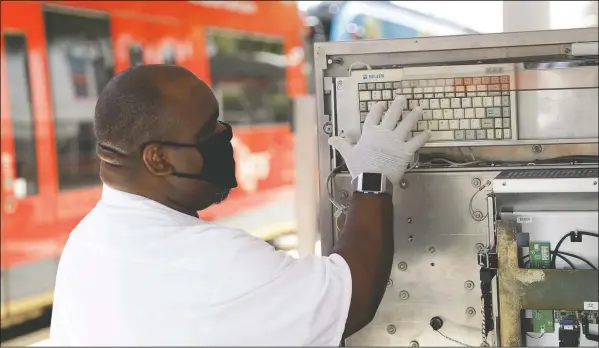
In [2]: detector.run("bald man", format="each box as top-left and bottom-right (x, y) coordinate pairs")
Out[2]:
(49, 65), (431, 346)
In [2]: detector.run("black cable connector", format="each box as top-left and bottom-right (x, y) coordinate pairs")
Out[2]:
(430, 316), (444, 331)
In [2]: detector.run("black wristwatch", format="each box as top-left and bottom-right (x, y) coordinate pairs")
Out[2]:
(351, 173), (394, 195)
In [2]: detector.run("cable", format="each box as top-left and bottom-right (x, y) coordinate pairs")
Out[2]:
(526, 332), (545, 339)
(436, 330), (473, 347)
(348, 61), (372, 74)
(556, 251), (597, 270)
(521, 253), (576, 270)
(469, 181), (491, 222)
(552, 230), (599, 268)
(520, 250), (596, 270)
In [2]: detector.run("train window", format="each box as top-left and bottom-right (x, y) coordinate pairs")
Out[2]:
(206, 29), (292, 126)
(129, 44), (144, 67)
(3, 33), (39, 196)
(44, 10), (115, 190)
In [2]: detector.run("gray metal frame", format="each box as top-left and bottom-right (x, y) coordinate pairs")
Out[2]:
(313, 28), (599, 347)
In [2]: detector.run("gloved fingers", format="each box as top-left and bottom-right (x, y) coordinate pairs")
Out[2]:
(363, 101), (386, 126)
(394, 107), (423, 138)
(380, 96), (406, 130)
(405, 130), (432, 152)
(328, 136), (353, 158)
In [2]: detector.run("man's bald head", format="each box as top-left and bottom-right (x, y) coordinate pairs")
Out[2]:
(94, 64), (211, 157)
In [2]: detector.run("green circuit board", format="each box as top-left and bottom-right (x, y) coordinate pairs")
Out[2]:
(530, 242), (554, 333)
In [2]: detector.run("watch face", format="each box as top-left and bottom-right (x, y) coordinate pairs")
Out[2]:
(362, 173), (383, 191)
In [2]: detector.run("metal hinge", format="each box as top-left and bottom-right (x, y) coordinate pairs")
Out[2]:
(478, 247), (498, 269)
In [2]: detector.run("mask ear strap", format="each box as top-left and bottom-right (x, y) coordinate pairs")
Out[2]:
(171, 172), (205, 180)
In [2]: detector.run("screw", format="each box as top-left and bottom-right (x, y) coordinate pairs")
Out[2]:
(400, 180), (408, 189)
(339, 191), (349, 200)
(410, 341), (419, 347)
(408, 235), (414, 242)
(594, 181), (597, 186)
(532, 144), (543, 153)
(327, 58), (333, 64)
(387, 324), (396, 334)
(565, 47), (572, 54)
(428, 246), (436, 253)
(464, 280), (475, 291)
(471, 178), (481, 188)
(473, 211), (483, 220)
(323, 122), (333, 134)
(387, 279), (393, 287)
(398, 262), (408, 271)
(475, 243), (485, 252)
(399, 290), (409, 300)
(407, 217), (412, 223)
(466, 307), (476, 317)
(337, 80), (343, 90)
(502, 182), (507, 186)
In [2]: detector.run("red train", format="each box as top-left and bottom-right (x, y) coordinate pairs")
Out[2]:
(1, 0), (308, 328)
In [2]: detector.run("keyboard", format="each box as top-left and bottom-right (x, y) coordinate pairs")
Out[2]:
(351, 64), (517, 142)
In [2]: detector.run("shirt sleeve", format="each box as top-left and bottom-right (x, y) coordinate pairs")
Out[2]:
(217, 230), (353, 346)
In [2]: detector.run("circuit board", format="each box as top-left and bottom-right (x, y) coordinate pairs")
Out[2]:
(531, 242), (554, 333)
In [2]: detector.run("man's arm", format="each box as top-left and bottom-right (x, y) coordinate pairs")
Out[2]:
(327, 96), (431, 339)
(332, 192), (393, 338)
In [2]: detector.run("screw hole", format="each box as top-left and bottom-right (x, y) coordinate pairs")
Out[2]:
(430, 263), (435, 267)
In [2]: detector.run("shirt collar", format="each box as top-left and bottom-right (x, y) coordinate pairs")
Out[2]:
(100, 184), (201, 223)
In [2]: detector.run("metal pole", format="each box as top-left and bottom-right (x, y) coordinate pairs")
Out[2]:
(293, 95), (319, 256)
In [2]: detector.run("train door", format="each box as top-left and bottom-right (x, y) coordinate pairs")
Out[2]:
(1, 2), (58, 327)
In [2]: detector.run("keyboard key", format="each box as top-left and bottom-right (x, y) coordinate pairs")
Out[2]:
(433, 110), (443, 120)
(502, 118), (511, 128)
(502, 107), (510, 117)
(462, 97), (472, 108)
(430, 99), (440, 109)
(372, 91), (382, 101)
(427, 79), (436, 86)
(473, 77), (482, 85)
(466, 130), (476, 140)
(359, 102), (367, 111)
(440, 98), (451, 108)
(486, 107), (501, 118)
(367, 83), (375, 90)
(359, 91), (372, 101)
(445, 79), (454, 86)
(494, 118), (502, 128)
(483, 97), (494, 107)
(475, 108), (486, 118)
(471, 119), (481, 129)
(443, 109), (454, 119)
(439, 120), (449, 130)
(419, 99), (430, 109)
(463, 78), (472, 85)
(402, 88), (412, 94)
(464, 108), (475, 119)
(384, 82), (393, 89)
(367, 101), (376, 111)
(395, 82), (404, 89)
(495, 129), (503, 139)
(476, 130), (487, 139)
(503, 129), (511, 139)
(375, 83), (384, 89)
(500, 76), (509, 83)
(472, 97), (483, 107)
(418, 80), (428, 87)
(436, 79), (446, 86)
(383, 90), (393, 100)
(410, 80), (419, 87)
(451, 98), (461, 108)
(454, 130), (465, 140)
(359, 84), (367, 90)
(482, 119), (494, 129)
(409, 100), (419, 109)
(417, 121), (428, 131)
(429, 130), (455, 141)
(490, 76), (500, 84)
(455, 78), (464, 85)
(428, 120), (439, 130)
(486, 129), (495, 139)
(423, 110), (433, 120)
(459, 119), (470, 129)
(454, 109), (464, 119)
(467, 85), (477, 92)
(482, 76), (491, 85)
(434, 86), (444, 94)
(444, 86), (455, 93)
(502, 96), (510, 106)
(493, 96), (502, 106)
(449, 120), (459, 130)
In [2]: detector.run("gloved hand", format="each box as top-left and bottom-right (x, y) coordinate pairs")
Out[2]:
(328, 96), (431, 186)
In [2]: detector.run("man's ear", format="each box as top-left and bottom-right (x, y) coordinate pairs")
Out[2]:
(142, 144), (173, 176)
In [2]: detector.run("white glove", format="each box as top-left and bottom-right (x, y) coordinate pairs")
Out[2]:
(328, 96), (431, 186)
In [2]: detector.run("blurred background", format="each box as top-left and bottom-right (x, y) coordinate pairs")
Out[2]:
(0, 0), (597, 345)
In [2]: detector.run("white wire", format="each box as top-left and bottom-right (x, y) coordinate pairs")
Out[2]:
(348, 61), (372, 74)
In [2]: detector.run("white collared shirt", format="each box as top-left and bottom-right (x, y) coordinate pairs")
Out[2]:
(49, 185), (352, 346)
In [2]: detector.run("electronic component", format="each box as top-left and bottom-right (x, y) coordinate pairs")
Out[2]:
(352, 64), (517, 142)
(530, 242), (552, 269)
(558, 313), (581, 347)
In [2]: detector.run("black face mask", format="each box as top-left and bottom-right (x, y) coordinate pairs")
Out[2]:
(158, 122), (238, 189)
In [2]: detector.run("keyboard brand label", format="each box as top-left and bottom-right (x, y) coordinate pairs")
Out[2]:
(361, 73), (385, 81)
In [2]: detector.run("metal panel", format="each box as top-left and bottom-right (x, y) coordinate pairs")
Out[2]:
(334, 170), (498, 347)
